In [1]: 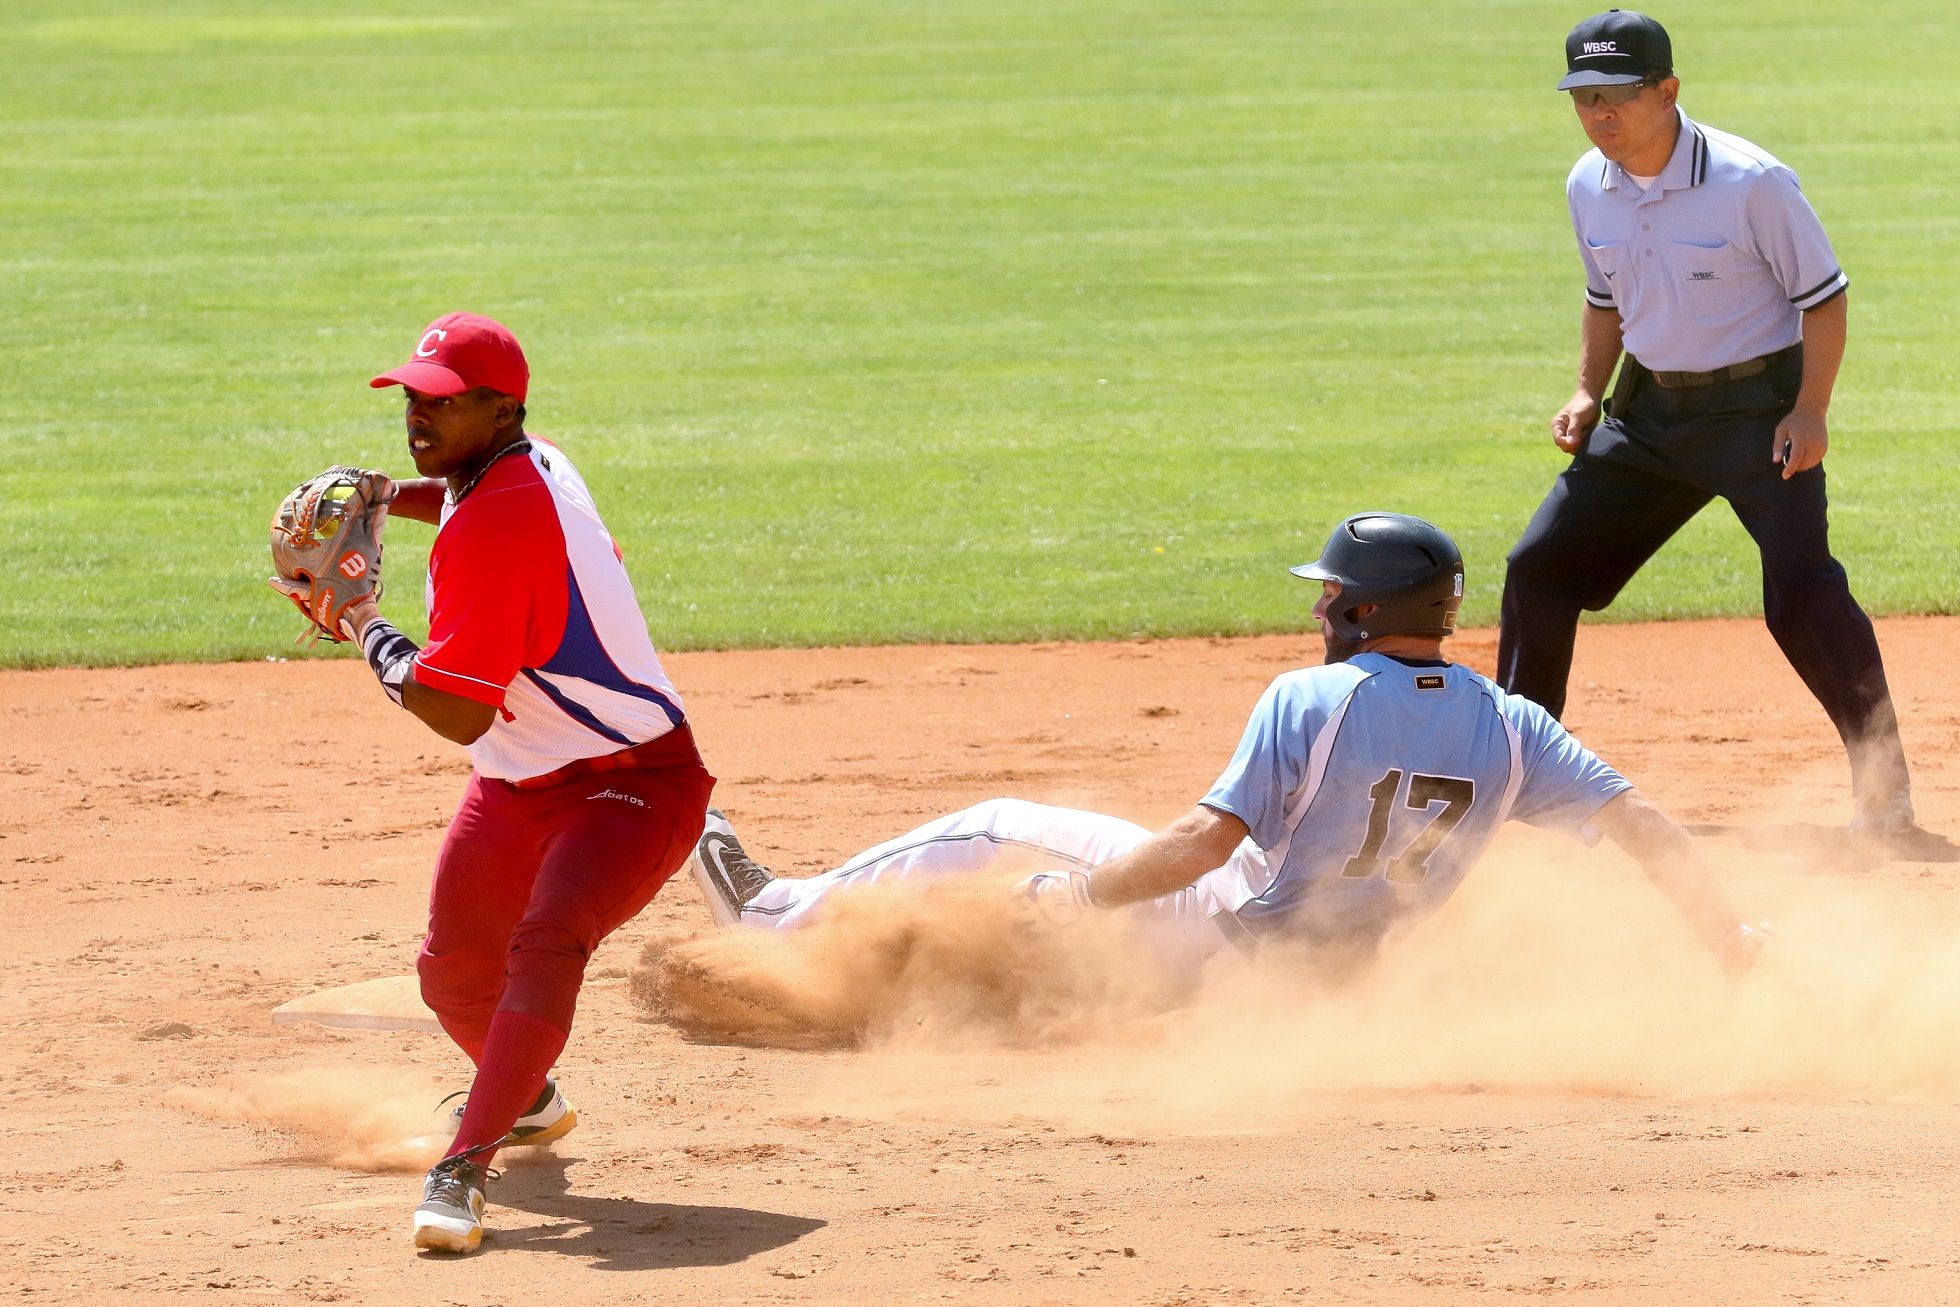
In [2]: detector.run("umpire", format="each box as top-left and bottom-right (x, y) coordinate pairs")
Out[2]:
(1498, 9), (1919, 842)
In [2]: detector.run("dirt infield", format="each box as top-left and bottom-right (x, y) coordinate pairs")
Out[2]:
(5, 617), (1960, 1304)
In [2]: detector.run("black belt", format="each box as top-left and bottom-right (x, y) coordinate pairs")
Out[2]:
(1639, 343), (1800, 389)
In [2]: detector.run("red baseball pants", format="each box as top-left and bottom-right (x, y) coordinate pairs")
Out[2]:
(418, 723), (713, 1160)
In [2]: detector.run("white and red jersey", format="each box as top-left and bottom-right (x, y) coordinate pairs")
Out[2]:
(414, 438), (685, 781)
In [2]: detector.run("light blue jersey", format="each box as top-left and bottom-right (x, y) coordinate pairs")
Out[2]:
(1202, 653), (1630, 948)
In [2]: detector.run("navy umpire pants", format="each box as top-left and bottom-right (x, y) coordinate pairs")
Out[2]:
(1497, 346), (1911, 812)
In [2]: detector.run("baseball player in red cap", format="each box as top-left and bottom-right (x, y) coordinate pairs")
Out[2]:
(344, 313), (715, 1252)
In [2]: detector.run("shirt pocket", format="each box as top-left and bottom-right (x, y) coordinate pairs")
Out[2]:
(1585, 239), (1627, 294)
(1667, 240), (1740, 319)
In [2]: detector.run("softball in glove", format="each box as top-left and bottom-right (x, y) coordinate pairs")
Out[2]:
(268, 466), (391, 642)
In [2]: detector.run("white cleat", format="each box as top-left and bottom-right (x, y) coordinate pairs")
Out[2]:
(412, 1155), (488, 1253)
(442, 1077), (579, 1149)
(686, 808), (776, 927)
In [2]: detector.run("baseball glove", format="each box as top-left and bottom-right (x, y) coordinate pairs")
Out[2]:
(268, 466), (391, 642)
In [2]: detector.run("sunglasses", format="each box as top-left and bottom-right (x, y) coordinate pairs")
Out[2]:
(1568, 80), (1660, 109)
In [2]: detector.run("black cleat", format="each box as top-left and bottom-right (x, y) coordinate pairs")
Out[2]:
(1852, 808), (1959, 863)
(686, 808), (776, 926)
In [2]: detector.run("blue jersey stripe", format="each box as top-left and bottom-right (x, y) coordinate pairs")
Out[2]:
(520, 668), (636, 747)
(538, 566), (686, 728)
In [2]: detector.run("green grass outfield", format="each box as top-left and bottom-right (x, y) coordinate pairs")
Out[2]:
(3, 0), (1956, 666)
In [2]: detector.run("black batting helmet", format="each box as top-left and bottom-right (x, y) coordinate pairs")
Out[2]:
(1290, 513), (1465, 642)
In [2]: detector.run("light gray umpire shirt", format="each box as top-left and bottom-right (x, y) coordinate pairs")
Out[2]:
(1569, 107), (1848, 373)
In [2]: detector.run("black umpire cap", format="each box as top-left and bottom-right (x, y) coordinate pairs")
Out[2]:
(1558, 9), (1672, 89)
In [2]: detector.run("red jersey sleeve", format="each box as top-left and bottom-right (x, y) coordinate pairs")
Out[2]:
(414, 472), (568, 707)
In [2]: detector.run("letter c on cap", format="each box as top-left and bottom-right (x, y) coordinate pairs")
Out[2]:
(415, 328), (448, 358)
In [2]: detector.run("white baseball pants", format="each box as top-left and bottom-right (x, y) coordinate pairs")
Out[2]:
(738, 798), (1262, 972)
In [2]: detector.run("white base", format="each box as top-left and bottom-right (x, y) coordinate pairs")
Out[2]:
(271, 975), (442, 1033)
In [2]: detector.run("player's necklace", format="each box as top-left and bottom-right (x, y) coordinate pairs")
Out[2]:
(450, 437), (532, 505)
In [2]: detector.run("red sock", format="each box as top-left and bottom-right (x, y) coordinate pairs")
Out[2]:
(446, 1009), (567, 1166)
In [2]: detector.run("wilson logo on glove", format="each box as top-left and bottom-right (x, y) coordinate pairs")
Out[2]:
(338, 553), (369, 580)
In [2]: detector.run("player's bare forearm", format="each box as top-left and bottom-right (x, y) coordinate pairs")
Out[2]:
(386, 477), (447, 524)
(1590, 790), (1743, 953)
(1774, 294), (1847, 478)
(1794, 293), (1846, 419)
(1552, 305), (1625, 452)
(398, 675), (496, 745)
(1577, 303), (1624, 401)
(1085, 805), (1249, 909)
(345, 599), (495, 744)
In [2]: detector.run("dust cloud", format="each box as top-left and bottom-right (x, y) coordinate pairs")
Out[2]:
(169, 1068), (452, 1172)
(635, 827), (1960, 1109)
(1145, 846), (1960, 1109)
(638, 866), (1186, 1051)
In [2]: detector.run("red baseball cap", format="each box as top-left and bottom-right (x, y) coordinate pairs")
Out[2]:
(370, 312), (529, 402)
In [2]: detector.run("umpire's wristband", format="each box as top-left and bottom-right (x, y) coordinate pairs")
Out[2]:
(359, 616), (419, 708)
